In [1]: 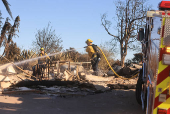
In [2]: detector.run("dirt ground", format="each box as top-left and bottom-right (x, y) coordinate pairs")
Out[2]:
(0, 89), (145, 114)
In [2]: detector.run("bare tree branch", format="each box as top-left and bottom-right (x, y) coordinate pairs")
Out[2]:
(101, 14), (120, 41)
(130, 16), (146, 25)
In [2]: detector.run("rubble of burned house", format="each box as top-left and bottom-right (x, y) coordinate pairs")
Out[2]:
(0, 60), (142, 96)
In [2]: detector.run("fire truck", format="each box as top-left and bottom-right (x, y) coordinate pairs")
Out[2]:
(136, 1), (170, 114)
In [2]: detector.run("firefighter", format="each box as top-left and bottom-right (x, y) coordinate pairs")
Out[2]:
(85, 39), (100, 76)
(38, 48), (50, 71)
(32, 48), (50, 77)
(38, 48), (50, 65)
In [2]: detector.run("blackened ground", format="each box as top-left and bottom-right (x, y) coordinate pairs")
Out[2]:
(0, 89), (144, 114)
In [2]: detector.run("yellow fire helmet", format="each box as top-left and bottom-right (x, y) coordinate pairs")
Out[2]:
(40, 48), (44, 51)
(85, 39), (93, 44)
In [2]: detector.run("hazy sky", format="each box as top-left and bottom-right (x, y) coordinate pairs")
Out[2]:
(0, 0), (160, 60)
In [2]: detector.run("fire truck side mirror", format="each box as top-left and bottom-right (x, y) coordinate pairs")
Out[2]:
(138, 28), (144, 41)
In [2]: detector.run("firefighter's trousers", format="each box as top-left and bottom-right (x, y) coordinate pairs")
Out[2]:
(91, 57), (99, 75)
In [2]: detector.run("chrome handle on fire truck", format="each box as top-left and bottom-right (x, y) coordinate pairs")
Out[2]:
(148, 75), (152, 85)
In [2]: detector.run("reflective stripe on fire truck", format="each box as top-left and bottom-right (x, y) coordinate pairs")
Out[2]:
(153, 17), (170, 114)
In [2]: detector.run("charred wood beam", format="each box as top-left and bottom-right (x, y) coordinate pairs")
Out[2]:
(12, 81), (79, 87)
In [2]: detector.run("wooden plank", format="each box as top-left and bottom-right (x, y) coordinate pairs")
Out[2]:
(48, 61), (50, 80)
(59, 61), (68, 63)
(57, 61), (60, 76)
(76, 65), (80, 80)
(65, 70), (72, 75)
(12, 81), (78, 87)
(68, 61), (70, 71)
(70, 62), (91, 64)
(65, 70), (74, 81)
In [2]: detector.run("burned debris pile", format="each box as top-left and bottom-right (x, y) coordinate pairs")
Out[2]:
(0, 61), (142, 96)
